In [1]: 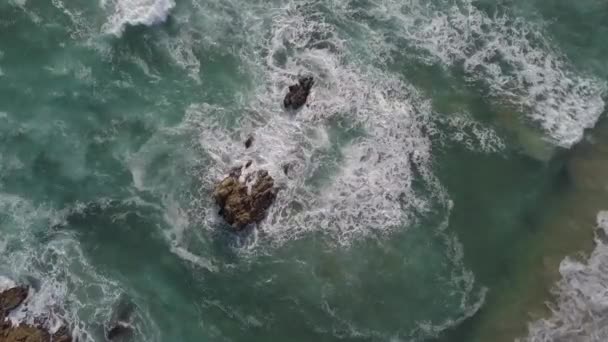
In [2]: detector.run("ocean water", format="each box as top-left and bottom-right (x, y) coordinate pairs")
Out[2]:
(0, 0), (607, 341)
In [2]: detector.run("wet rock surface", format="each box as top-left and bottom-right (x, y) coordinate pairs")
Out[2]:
(0, 286), (28, 320)
(283, 76), (314, 110)
(0, 286), (72, 342)
(213, 165), (277, 230)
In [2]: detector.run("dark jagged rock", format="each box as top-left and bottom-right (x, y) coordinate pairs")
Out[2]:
(213, 166), (277, 230)
(0, 286), (28, 318)
(244, 136), (254, 149)
(0, 286), (72, 342)
(283, 76), (314, 110)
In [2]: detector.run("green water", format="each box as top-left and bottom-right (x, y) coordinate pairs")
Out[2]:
(1, 1), (607, 341)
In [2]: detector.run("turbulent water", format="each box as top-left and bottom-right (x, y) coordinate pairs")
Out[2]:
(1, 0), (607, 341)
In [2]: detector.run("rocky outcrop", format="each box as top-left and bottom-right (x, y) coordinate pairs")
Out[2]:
(0, 286), (28, 320)
(283, 76), (314, 110)
(0, 286), (72, 342)
(213, 164), (277, 230)
(0, 324), (71, 342)
(1, 324), (49, 342)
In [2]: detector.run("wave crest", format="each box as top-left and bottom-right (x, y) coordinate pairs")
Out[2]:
(102, 0), (175, 36)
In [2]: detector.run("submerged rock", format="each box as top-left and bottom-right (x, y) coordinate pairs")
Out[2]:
(107, 322), (133, 341)
(213, 165), (277, 230)
(106, 294), (135, 341)
(0, 286), (72, 342)
(283, 76), (314, 110)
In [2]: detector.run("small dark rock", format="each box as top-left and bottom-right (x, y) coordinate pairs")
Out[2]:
(245, 160), (253, 169)
(244, 136), (254, 149)
(228, 165), (242, 178)
(284, 76), (314, 110)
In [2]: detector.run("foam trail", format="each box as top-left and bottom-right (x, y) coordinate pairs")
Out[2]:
(367, 0), (606, 147)
(435, 112), (506, 153)
(523, 211), (608, 341)
(102, 0), (175, 36)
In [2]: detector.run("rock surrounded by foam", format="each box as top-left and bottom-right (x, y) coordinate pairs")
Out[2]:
(0, 286), (28, 320)
(283, 77), (314, 110)
(213, 165), (277, 230)
(0, 286), (72, 342)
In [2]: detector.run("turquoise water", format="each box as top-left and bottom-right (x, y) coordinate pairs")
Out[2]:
(1, 0), (607, 341)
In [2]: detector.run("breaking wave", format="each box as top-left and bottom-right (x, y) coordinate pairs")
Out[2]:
(524, 211), (608, 342)
(102, 0), (175, 36)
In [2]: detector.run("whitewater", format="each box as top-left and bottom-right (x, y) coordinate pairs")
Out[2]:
(1, 0), (607, 341)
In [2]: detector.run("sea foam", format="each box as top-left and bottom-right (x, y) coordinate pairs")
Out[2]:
(366, 0), (606, 148)
(524, 211), (608, 341)
(187, 7), (441, 247)
(102, 0), (175, 36)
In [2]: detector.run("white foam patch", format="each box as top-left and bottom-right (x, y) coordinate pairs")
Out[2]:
(0, 153), (25, 176)
(158, 31), (201, 82)
(0, 276), (17, 292)
(50, 0), (92, 38)
(102, 0), (175, 36)
(523, 211), (608, 341)
(366, 0), (606, 148)
(9, 0), (28, 6)
(435, 112), (506, 153)
(161, 196), (218, 271)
